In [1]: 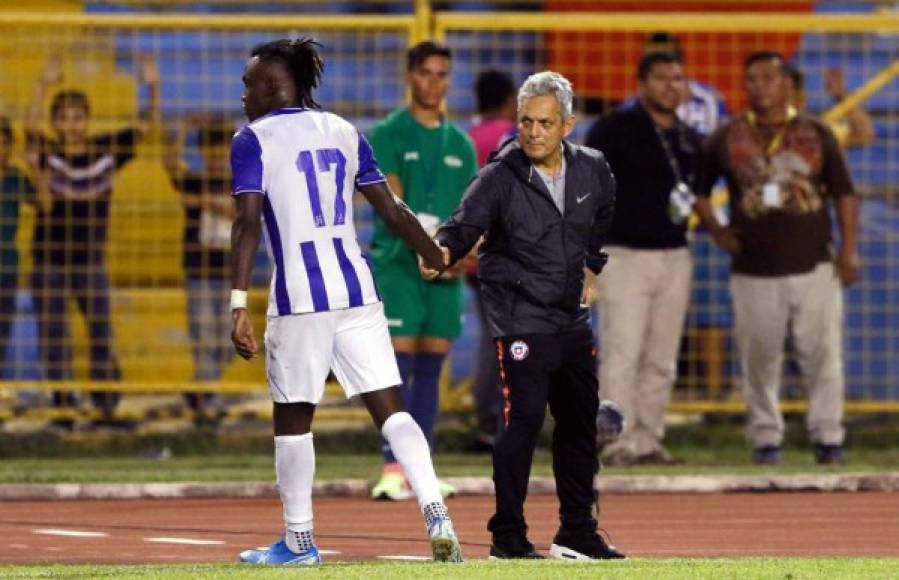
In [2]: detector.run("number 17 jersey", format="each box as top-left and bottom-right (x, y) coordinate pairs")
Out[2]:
(231, 107), (386, 317)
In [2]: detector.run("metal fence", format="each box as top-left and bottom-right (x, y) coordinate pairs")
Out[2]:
(0, 5), (896, 419)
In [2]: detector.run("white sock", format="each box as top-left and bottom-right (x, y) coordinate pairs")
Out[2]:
(275, 433), (315, 553)
(381, 411), (443, 509)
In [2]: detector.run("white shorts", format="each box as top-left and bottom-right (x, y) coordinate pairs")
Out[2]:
(264, 302), (402, 404)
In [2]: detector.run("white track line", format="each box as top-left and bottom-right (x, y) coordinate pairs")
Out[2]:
(33, 529), (109, 538)
(378, 555), (430, 561)
(145, 537), (225, 545)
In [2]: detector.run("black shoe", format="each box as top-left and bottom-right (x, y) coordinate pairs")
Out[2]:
(489, 536), (544, 559)
(752, 445), (782, 465)
(550, 529), (626, 560)
(814, 444), (846, 465)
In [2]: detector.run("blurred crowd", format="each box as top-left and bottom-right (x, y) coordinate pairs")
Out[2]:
(0, 31), (875, 471)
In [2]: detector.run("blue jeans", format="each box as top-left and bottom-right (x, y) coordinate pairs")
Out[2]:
(0, 271), (17, 375)
(185, 277), (232, 410)
(31, 262), (121, 412)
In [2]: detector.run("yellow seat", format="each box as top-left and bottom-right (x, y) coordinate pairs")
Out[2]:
(62, 287), (269, 386)
(107, 156), (185, 286)
(66, 286), (193, 381)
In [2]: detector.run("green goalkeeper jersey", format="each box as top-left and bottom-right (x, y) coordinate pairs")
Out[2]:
(368, 107), (477, 271)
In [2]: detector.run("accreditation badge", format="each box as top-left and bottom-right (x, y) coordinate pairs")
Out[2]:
(416, 212), (441, 236)
(199, 209), (232, 250)
(762, 182), (782, 209)
(667, 181), (695, 225)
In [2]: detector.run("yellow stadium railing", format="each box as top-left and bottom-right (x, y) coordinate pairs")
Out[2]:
(823, 59), (899, 125)
(434, 11), (899, 34)
(0, 11), (417, 30)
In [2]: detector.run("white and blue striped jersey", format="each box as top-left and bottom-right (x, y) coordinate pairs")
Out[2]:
(618, 79), (728, 137)
(231, 107), (386, 317)
(677, 80), (728, 137)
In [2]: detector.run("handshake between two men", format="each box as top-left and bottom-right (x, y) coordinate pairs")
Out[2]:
(418, 243), (477, 281)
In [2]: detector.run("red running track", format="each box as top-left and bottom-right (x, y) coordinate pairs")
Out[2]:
(0, 492), (897, 564)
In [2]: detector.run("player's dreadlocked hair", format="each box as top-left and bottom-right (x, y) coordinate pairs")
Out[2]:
(251, 38), (324, 110)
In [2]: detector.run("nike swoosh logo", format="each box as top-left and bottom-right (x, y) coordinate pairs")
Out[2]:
(576, 193), (592, 204)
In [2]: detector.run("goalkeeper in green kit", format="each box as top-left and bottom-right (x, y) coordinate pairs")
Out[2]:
(367, 40), (477, 501)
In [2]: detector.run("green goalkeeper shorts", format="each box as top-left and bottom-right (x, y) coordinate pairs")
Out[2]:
(374, 263), (464, 339)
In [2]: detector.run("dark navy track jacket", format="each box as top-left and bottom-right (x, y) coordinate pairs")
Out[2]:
(436, 139), (615, 338)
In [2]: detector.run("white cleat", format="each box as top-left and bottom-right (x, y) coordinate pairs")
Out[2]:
(428, 518), (463, 563)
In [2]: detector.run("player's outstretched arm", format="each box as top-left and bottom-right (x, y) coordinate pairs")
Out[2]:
(358, 181), (447, 272)
(825, 68), (875, 148)
(136, 55), (162, 140)
(230, 193), (263, 359)
(434, 171), (496, 267)
(25, 56), (61, 214)
(26, 55), (62, 136)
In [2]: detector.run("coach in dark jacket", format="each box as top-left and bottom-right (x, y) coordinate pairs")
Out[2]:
(432, 71), (623, 561)
(440, 136), (613, 337)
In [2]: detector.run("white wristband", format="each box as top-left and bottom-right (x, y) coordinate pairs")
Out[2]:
(230, 289), (248, 310)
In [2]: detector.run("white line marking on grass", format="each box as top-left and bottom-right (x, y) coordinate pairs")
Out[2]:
(378, 555), (430, 561)
(145, 537), (225, 546)
(33, 529), (109, 538)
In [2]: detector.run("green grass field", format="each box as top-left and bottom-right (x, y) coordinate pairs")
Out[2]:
(1, 447), (898, 484)
(5, 559), (899, 579)
(3, 423), (897, 577)
(1, 419), (896, 484)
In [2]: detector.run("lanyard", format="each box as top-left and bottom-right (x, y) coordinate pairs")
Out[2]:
(746, 106), (798, 159)
(653, 121), (688, 185)
(413, 116), (448, 213)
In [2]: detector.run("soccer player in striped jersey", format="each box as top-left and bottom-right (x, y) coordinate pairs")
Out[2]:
(229, 38), (461, 565)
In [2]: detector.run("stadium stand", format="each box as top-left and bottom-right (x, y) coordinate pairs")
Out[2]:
(0, 0), (896, 429)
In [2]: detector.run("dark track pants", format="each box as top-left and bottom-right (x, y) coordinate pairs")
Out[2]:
(487, 328), (599, 542)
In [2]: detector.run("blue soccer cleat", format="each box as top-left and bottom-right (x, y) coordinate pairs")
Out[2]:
(238, 538), (321, 566)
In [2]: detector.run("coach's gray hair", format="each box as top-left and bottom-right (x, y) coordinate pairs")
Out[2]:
(517, 71), (574, 118)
